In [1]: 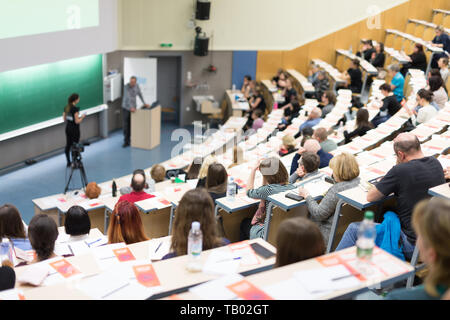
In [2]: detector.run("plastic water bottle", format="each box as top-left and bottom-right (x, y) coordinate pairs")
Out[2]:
(232, 83), (236, 91)
(148, 178), (155, 192)
(273, 102), (278, 110)
(227, 177), (236, 201)
(0, 238), (14, 263)
(356, 211), (376, 272)
(187, 222), (203, 272)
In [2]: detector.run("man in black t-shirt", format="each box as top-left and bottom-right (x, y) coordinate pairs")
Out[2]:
(336, 133), (445, 260)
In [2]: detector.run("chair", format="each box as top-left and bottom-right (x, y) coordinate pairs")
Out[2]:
(208, 98), (228, 128)
(423, 27), (436, 42)
(413, 24), (425, 38)
(405, 22), (416, 35)
(444, 15), (450, 29)
(385, 33), (395, 48)
(432, 12), (444, 26)
(326, 200), (365, 253)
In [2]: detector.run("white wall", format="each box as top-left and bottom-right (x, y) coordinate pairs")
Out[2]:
(0, 0), (118, 72)
(119, 0), (408, 51)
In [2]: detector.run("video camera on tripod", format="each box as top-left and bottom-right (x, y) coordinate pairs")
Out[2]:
(65, 141), (90, 194)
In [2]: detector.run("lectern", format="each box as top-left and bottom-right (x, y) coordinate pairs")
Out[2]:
(131, 105), (161, 150)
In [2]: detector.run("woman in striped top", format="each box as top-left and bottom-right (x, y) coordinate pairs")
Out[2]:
(240, 157), (296, 240)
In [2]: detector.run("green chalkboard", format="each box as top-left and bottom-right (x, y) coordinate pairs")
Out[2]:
(0, 54), (103, 134)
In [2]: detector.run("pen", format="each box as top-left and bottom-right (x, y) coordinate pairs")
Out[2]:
(87, 238), (102, 247)
(154, 242), (163, 253)
(331, 274), (357, 281)
(215, 257), (242, 263)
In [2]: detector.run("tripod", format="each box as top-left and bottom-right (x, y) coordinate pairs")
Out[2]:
(64, 147), (89, 194)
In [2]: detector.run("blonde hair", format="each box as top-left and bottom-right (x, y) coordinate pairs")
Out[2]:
(198, 155), (217, 179)
(329, 152), (359, 182)
(412, 198), (450, 297)
(282, 135), (296, 149)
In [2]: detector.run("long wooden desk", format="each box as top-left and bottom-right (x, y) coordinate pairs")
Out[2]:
(428, 183), (450, 200)
(175, 246), (414, 300)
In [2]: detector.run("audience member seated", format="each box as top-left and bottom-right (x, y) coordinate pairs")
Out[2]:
(228, 146), (244, 169)
(429, 26), (450, 69)
(343, 108), (374, 144)
(415, 89), (438, 125)
(298, 152), (361, 246)
(289, 152), (321, 184)
(119, 170), (155, 204)
(290, 138), (333, 175)
(278, 135), (297, 157)
(249, 109), (265, 132)
(313, 127), (338, 153)
(277, 98), (302, 131)
(371, 83), (402, 127)
(0, 261), (15, 292)
(240, 158), (296, 240)
(370, 42), (386, 69)
(271, 68), (284, 87)
(357, 39), (376, 61)
(278, 78), (297, 109)
(245, 83), (267, 130)
(438, 57), (449, 83)
(319, 91), (336, 118)
(276, 71), (288, 89)
(196, 155), (217, 188)
(186, 157), (202, 180)
(428, 75), (448, 109)
(275, 217), (325, 267)
(85, 182), (101, 199)
(306, 71), (330, 101)
(0, 204), (32, 251)
(108, 200), (149, 245)
(150, 164), (166, 183)
(307, 63), (320, 84)
(339, 59), (363, 94)
(388, 64), (405, 102)
(241, 74), (252, 99)
(162, 189), (230, 259)
(28, 214), (59, 263)
(299, 127), (314, 148)
(336, 133), (445, 260)
(400, 43), (427, 76)
(64, 205), (91, 242)
(294, 107), (322, 138)
(205, 163), (228, 202)
(385, 198), (450, 300)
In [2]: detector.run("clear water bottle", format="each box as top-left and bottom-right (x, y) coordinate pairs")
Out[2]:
(0, 238), (14, 263)
(227, 177), (236, 201)
(356, 211), (376, 263)
(187, 221), (203, 272)
(232, 83), (236, 91)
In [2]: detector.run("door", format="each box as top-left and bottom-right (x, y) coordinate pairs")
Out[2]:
(155, 56), (181, 123)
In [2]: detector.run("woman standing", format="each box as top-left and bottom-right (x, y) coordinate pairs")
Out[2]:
(63, 93), (85, 167)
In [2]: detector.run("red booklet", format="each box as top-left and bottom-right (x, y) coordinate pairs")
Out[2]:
(112, 247), (136, 262)
(49, 259), (81, 279)
(133, 264), (160, 287)
(226, 280), (273, 300)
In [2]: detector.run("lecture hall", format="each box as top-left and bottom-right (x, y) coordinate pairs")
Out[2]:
(0, 0), (449, 307)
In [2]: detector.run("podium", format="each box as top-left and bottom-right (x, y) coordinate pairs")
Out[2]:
(131, 105), (161, 150)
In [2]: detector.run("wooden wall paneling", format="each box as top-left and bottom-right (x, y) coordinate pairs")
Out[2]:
(283, 44), (310, 76)
(405, 21), (416, 35)
(256, 51), (283, 81)
(432, 12), (444, 25)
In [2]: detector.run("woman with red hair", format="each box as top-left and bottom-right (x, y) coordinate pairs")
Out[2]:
(107, 200), (149, 245)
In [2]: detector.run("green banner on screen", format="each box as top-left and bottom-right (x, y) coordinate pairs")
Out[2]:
(0, 0), (99, 40)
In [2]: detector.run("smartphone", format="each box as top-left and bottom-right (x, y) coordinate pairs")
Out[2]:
(285, 193), (304, 202)
(324, 176), (336, 185)
(250, 243), (275, 259)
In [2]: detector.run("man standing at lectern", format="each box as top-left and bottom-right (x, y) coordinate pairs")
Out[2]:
(122, 76), (149, 147)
